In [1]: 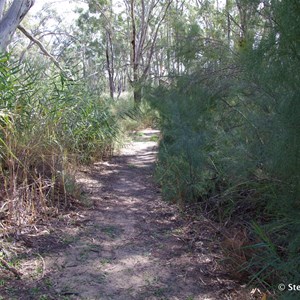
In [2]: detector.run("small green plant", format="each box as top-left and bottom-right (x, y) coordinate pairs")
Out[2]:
(100, 258), (111, 266)
(149, 134), (159, 142)
(0, 279), (6, 286)
(30, 287), (40, 294)
(43, 278), (52, 287)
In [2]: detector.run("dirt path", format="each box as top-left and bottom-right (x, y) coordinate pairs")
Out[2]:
(0, 129), (249, 300)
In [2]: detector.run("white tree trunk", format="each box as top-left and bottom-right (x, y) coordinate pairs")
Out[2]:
(0, 0), (35, 52)
(0, 0), (6, 19)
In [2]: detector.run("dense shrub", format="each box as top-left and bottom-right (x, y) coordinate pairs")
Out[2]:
(0, 54), (122, 229)
(146, 1), (300, 295)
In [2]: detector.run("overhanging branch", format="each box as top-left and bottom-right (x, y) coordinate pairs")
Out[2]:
(17, 24), (72, 79)
(17, 24), (62, 71)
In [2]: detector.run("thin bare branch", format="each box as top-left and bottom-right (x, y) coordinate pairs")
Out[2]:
(17, 25), (72, 79)
(142, 0), (173, 78)
(0, 257), (22, 278)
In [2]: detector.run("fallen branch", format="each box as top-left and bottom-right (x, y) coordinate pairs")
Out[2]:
(0, 257), (22, 279)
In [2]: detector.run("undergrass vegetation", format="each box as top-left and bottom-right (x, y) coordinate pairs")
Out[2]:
(113, 96), (159, 133)
(0, 54), (125, 232)
(0, 52), (156, 236)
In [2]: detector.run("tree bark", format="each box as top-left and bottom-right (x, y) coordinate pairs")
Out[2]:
(106, 31), (115, 99)
(226, 0), (231, 46)
(0, 0), (35, 52)
(0, 0), (6, 19)
(128, 0), (173, 106)
(130, 0), (141, 105)
(133, 79), (141, 106)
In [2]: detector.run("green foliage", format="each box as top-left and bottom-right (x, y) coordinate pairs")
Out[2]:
(146, 0), (300, 293)
(0, 53), (122, 227)
(0, 0), (298, 295)
(113, 95), (159, 132)
(237, 1), (300, 294)
(147, 81), (220, 206)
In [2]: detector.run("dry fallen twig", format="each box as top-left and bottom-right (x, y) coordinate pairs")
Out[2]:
(0, 257), (22, 279)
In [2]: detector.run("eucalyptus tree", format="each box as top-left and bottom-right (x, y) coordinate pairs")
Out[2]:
(0, 0), (35, 51)
(79, 0), (173, 102)
(77, 0), (129, 98)
(125, 0), (172, 104)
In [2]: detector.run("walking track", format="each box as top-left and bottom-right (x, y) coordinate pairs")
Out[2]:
(0, 129), (250, 300)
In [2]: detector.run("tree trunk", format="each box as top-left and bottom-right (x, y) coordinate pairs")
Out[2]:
(133, 82), (142, 106)
(130, 0), (140, 106)
(106, 38), (114, 99)
(0, 0), (6, 19)
(105, 30), (115, 99)
(226, 0), (231, 46)
(0, 0), (35, 52)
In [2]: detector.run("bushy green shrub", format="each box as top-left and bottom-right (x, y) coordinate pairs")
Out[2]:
(238, 1), (300, 296)
(146, 1), (300, 292)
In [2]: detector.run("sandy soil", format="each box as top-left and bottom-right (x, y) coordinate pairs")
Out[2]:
(0, 129), (251, 300)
